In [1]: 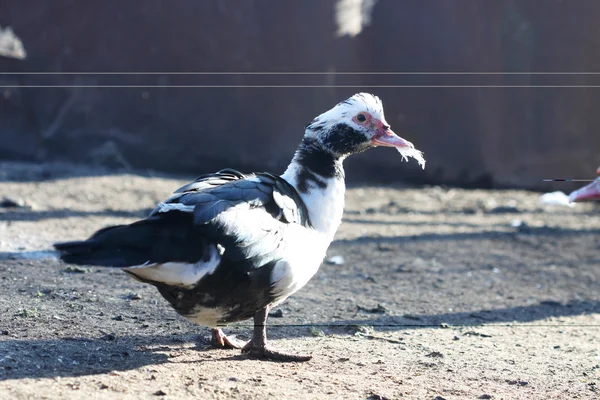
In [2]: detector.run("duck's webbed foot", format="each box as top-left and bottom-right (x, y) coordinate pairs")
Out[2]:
(210, 328), (246, 349)
(241, 307), (312, 362)
(242, 342), (312, 362)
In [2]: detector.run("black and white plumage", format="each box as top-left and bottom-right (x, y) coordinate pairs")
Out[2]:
(54, 93), (425, 361)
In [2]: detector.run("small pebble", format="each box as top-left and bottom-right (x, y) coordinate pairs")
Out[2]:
(357, 304), (388, 314)
(310, 327), (325, 337)
(541, 300), (561, 307)
(268, 309), (284, 318)
(362, 274), (376, 283)
(463, 331), (492, 338)
(489, 206), (521, 214)
(377, 243), (393, 252)
(366, 394), (389, 400)
(505, 379), (528, 386)
(123, 293), (142, 300)
(324, 255), (345, 265)
(510, 219), (530, 233)
(63, 266), (89, 274)
(0, 197), (26, 208)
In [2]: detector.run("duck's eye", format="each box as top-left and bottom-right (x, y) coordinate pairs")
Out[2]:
(356, 113), (367, 122)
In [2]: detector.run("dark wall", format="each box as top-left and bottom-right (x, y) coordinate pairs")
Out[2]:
(1, 0), (599, 189)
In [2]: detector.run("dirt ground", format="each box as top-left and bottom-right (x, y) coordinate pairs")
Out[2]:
(0, 161), (599, 399)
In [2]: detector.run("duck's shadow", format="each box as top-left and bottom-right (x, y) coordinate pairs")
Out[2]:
(0, 331), (311, 381)
(0, 333), (231, 381)
(3, 299), (598, 380)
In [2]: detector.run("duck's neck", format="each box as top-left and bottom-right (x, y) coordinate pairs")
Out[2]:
(281, 137), (346, 239)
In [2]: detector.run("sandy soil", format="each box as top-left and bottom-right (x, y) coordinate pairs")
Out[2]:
(0, 161), (599, 399)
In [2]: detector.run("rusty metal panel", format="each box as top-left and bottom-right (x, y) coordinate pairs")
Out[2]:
(0, 0), (598, 189)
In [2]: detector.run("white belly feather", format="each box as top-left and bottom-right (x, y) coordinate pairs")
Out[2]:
(269, 225), (330, 302)
(271, 165), (347, 300)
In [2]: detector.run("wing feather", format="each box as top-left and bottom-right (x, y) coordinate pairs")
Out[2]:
(150, 169), (311, 273)
(56, 169), (311, 290)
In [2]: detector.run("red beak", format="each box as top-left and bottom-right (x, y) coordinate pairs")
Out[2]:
(569, 180), (600, 202)
(371, 127), (415, 149)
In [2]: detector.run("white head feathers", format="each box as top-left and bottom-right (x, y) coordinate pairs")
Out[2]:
(305, 93), (385, 137)
(304, 93), (426, 169)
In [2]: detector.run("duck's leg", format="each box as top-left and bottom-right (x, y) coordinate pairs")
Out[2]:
(210, 328), (245, 349)
(242, 306), (312, 362)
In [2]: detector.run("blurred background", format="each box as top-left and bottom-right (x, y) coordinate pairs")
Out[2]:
(0, 0), (599, 190)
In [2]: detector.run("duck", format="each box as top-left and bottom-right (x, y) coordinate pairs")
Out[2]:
(569, 166), (600, 202)
(54, 92), (426, 361)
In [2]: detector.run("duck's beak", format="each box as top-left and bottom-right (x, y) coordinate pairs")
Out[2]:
(569, 180), (600, 202)
(370, 124), (426, 169)
(371, 127), (415, 149)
